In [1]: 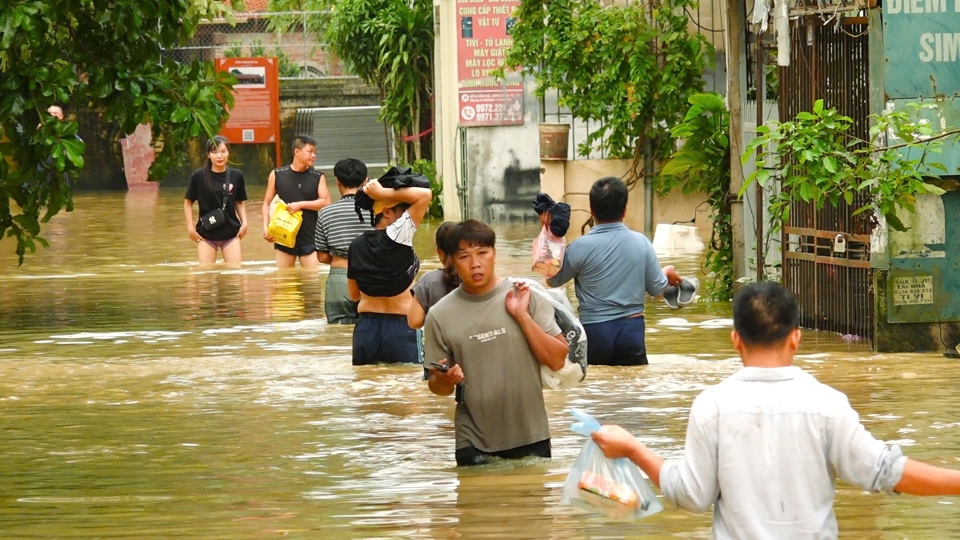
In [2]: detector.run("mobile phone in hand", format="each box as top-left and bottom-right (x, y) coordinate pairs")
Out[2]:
(428, 362), (451, 372)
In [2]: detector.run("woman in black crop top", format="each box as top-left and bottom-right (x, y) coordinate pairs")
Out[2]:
(184, 136), (249, 264)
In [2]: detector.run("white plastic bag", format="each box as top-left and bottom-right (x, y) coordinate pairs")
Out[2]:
(532, 226), (565, 278)
(512, 278), (588, 389)
(562, 408), (663, 520)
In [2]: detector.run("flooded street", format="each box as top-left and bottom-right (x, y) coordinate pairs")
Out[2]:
(1, 188), (959, 538)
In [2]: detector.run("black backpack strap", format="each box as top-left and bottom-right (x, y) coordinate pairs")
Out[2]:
(220, 168), (232, 211)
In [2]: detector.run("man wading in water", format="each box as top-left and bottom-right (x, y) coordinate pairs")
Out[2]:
(547, 176), (682, 366)
(346, 177), (432, 364)
(424, 220), (569, 466)
(262, 135), (331, 269)
(591, 281), (960, 539)
(314, 158), (373, 324)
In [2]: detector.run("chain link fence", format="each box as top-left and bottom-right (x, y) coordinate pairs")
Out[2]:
(166, 11), (345, 79)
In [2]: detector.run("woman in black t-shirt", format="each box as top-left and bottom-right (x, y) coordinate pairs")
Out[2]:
(183, 136), (249, 263)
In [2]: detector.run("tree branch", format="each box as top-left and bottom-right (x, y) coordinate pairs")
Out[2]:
(875, 128), (960, 153)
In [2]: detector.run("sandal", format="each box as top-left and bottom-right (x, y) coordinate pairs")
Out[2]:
(678, 277), (700, 306)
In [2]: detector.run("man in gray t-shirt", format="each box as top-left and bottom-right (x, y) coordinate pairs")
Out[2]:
(424, 220), (568, 466)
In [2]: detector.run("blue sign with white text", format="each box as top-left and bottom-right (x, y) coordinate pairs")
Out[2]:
(883, 0), (960, 98)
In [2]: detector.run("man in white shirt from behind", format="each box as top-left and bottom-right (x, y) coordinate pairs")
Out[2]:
(592, 281), (960, 539)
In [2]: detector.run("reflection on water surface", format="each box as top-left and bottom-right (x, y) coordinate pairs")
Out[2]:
(0, 189), (958, 538)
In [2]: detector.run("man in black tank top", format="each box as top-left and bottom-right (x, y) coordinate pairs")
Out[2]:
(261, 135), (331, 269)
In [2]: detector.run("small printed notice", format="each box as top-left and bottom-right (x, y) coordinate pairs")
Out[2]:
(215, 57), (279, 144)
(892, 276), (934, 306)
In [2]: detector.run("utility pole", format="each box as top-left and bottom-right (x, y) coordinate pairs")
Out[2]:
(725, 0), (748, 284)
(755, 33), (765, 282)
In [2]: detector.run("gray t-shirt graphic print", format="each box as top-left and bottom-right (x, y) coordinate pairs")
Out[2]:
(424, 279), (562, 452)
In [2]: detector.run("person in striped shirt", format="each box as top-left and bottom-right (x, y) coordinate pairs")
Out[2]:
(315, 158), (373, 324)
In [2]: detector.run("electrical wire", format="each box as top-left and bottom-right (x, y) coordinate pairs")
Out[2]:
(838, 14), (871, 38)
(684, 8), (725, 33)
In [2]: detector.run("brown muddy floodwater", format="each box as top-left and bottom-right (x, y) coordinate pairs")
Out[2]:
(0, 188), (958, 539)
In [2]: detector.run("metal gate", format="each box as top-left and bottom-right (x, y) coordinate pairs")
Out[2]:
(778, 20), (874, 339)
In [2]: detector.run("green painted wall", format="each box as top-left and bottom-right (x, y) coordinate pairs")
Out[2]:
(882, 0), (960, 98)
(875, 6), (960, 351)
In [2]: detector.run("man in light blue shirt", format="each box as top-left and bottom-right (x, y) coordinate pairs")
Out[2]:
(591, 282), (960, 539)
(547, 176), (680, 365)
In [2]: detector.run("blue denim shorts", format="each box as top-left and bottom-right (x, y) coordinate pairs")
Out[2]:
(582, 316), (648, 366)
(352, 313), (422, 365)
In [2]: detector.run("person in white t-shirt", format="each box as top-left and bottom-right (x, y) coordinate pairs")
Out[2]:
(590, 281), (960, 539)
(346, 179), (432, 365)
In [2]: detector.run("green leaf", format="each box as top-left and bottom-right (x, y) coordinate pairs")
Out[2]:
(756, 169), (771, 186)
(824, 157), (838, 173)
(62, 139), (85, 168)
(843, 191), (853, 205)
(687, 92), (723, 113)
(170, 108), (192, 123)
(886, 213), (907, 232)
(813, 100), (823, 114)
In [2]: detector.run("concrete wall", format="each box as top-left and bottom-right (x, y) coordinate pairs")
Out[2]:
(433, 0), (542, 224)
(874, 269), (960, 352)
(874, 190), (960, 352)
(462, 80), (543, 225)
(74, 77), (380, 190)
(540, 158), (712, 243)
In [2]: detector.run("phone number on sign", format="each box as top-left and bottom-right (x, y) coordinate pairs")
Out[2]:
(474, 103), (506, 113)
(472, 112), (509, 122)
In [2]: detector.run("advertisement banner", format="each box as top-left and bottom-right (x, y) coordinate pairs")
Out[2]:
(215, 57), (280, 145)
(456, 0), (524, 127)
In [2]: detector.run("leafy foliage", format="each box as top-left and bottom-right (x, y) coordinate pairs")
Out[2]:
(743, 100), (958, 234)
(228, 39), (302, 77)
(502, 0), (712, 177)
(267, 0), (332, 37)
(325, 0), (433, 162)
(661, 93), (732, 301)
(0, 0), (241, 262)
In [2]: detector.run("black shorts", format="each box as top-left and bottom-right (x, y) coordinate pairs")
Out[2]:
(455, 439), (552, 467)
(275, 243), (317, 257)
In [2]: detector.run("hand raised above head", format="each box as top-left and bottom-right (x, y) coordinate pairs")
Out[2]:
(362, 178), (387, 199)
(540, 211), (551, 228)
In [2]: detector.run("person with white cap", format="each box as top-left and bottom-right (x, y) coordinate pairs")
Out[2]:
(345, 178), (432, 365)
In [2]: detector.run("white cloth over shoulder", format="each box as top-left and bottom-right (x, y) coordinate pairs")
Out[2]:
(513, 278), (588, 390)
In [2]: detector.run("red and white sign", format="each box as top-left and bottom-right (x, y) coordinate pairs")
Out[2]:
(456, 0), (524, 127)
(215, 57), (280, 146)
